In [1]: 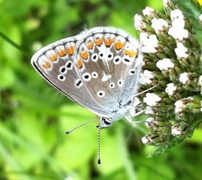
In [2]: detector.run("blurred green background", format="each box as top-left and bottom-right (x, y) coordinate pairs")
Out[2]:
(1, 0), (202, 179)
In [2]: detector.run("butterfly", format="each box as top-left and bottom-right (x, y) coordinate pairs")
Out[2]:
(31, 27), (143, 165)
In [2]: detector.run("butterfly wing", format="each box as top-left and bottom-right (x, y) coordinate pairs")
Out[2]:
(31, 36), (111, 117)
(31, 27), (142, 118)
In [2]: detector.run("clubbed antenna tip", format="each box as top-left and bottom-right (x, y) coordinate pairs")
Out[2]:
(98, 159), (101, 166)
(65, 118), (97, 134)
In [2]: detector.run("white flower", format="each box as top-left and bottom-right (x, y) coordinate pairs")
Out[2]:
(175, 100), (184, 114)
(168, 16), (188, 40)
(168, 27), (188, 40)
(171, 18), (186, 29)
(143, 93), (161, 106)
(174, 42), (188, 58)
(142, 6), (155, 16)
(134, 14), (145, 31)
(140, 33), (159, 53)
(145, 117), (155, 128)
(171, 126), (182, 136)
(151, 18), (168, 34)
(144, 106), (155, 114)
(175, 97), (193, 115)
(168, 19), (188, 40)
(139, 70), (154, 85)
(170, 9), (184, 20)
(141, 136), (149, 144)
(165, 83), (177, 96)
(156, 58), (174, 71)
(179, 72), (189, 84)
(139, 32), (149, 42)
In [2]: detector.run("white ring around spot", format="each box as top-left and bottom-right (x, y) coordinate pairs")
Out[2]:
(109, 82), (115, 88)
(58, 74), (66, 81)
(97, 90), (105, 98)
(91, 53), (98, 62)
(91, 71), (98, 78)
(113, 55), (122, 65)
(117, 79), (124, 87)
(82, 72), (91, 81)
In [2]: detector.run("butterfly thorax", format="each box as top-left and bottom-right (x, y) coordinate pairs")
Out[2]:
(98, 99), (133, 129)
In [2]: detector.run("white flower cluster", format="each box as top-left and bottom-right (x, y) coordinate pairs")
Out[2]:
(134, 7), (189, 58)
(134, 0), (202, 148)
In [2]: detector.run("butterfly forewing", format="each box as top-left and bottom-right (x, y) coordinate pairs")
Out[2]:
(31, 36), (111, 117)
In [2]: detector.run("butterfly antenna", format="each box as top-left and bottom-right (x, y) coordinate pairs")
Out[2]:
(97, 127), (101, 166)
(65, 118), (97, 134)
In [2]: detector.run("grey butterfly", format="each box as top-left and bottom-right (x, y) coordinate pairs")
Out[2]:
(31, 27), (143, 130)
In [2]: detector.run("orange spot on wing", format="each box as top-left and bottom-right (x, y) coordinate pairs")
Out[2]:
(104, 38), (114, 47)
(95, 37), (104, 46)
(77, 59), (83, 69)
(87, 41), (94, 49)
(67, 46), (75, 55)
(125, 49), (138, 57)
(43, 62), (51, 69)
(80, 51), (89, 60)
(115, 41), (125, 50)
(58, 49), (67, 57)
(50, 54), (57, 61)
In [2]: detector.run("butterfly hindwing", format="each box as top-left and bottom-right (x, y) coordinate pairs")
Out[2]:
(74, 27), (142, 111)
